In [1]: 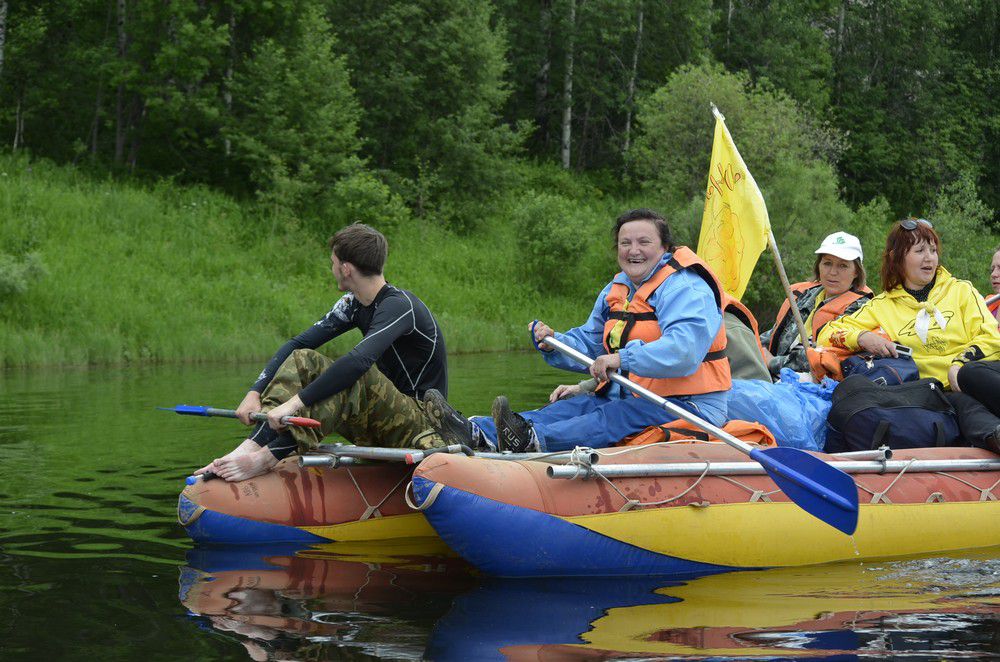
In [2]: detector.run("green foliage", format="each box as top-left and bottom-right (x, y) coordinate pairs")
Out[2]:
(712, 0), (837, 111)
(0, 252), (47, 298)
(498, 0), (713, 169)
(326, 171), (413, 233)
(631, 62), (844, 209)
(327, 0), (524, 214)
(226, 6), (362, 227)
(510, 192), (597, 294)
(929, 174), (998, 294)
(832, 0), (999, 221)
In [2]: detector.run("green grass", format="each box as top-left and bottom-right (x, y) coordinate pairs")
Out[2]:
(0, 155), (615, 367)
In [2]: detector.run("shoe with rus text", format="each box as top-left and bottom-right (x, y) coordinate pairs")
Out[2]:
(423, 389), (494, 450)
(492, 395), (540, 453)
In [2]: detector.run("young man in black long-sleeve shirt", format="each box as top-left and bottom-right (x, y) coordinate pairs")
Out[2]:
(194, 223), (448, 482)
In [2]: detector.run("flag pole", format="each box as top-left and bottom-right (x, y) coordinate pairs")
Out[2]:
(708, 105), (811, 353)
(766, 230), (813, 351)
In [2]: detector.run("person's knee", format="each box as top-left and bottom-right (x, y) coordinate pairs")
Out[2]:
(290, 348), (321, 362)
(957, 361), (993, 392)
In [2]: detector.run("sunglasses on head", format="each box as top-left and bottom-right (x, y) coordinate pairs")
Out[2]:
(901, 218), (933, 231)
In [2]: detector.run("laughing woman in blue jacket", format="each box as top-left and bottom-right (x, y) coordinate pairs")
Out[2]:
(424, 209), (732, 453)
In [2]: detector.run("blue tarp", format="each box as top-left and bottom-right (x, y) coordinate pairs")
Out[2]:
(727, 369), (836, 451)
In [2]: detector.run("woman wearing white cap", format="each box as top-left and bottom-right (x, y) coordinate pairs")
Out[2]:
(819, 218), (1000, 452)
(760, 231), (873, 378)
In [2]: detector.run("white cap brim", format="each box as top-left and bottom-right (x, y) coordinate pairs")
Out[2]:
(815, 246), (862, 261)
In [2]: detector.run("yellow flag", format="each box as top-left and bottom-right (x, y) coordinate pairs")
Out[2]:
(696, 109), (770, 300)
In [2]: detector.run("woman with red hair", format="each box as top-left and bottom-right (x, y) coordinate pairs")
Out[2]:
(818, 218), (1000, 452)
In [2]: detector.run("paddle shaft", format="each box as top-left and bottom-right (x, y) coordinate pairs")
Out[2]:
(210, 407), (322, 429)
(163, 405), (321, 429)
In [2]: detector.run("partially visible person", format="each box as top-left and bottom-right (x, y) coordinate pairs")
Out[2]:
(987, 245), (1000, 320)
(760, 231), (873, 379)
(818, 218), (1000, 452)
(193, 223), (447, 482)
(721, 293), (770, 381)
(424, 208), (731, 453)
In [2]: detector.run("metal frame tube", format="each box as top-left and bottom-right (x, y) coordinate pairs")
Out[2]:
(547, 458), (1000, 479)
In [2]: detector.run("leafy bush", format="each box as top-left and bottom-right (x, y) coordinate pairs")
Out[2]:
(327, 171), (412, 234)
(511, 192), (603, 295)
(929, 174), (997, 293)
(0, 252), (47, 298)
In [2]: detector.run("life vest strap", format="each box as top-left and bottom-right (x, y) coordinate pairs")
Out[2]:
(607, 311), (658, 321)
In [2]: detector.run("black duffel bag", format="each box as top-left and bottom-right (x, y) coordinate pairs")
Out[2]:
(825, 375), (960, 453)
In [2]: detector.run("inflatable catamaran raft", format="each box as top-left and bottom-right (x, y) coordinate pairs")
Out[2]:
(178, 334), (1000, 575)
(179, 439), (1000, 576)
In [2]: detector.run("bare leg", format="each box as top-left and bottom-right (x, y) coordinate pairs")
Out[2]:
(193, 439), (261, 475)
(212, 446), (280, 482)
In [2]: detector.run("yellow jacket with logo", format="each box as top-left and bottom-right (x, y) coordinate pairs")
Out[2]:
(817, 266), (1000, 386)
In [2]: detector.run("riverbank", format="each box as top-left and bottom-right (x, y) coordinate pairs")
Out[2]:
(0, 155), (618, 367)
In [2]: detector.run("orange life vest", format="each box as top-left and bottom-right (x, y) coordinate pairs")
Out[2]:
(617, 418), (776, 448)
(988, 296), (1000, 321)
(601, 247), (731, 397)
(768, 281), (873, 353)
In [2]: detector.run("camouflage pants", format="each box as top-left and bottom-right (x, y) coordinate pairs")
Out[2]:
(261, 349), (443, 451)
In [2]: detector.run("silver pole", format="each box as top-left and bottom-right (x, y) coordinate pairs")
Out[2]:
(309, 443), (599, 466)
(829, 447), (892, 461)
(299, 454), (357, 468)
(548, 458), (1000, 479)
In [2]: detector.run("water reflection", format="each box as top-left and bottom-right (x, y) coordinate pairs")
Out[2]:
(180, 539), (473, 660)
(182, 546), (1000, 660)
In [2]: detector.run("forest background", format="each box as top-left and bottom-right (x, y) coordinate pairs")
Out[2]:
(0, 0), (998, 367)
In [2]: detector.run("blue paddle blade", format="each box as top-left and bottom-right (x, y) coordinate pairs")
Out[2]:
(161, 405), (211, 416)
(750, 446), (859, 535)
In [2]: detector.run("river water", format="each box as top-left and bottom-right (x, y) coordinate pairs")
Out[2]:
(1, 353), (998, 660)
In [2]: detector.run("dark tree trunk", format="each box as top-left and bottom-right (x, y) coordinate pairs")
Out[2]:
(114, 0), (129, 165)
(534, 0), (552, 147)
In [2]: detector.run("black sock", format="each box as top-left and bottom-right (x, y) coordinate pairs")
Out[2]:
(266, 432), (297, 461)
(247, 421), (279, 447)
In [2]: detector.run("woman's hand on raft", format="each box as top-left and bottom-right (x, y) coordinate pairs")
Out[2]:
(858, 331), (898, 358)
(530, 320), (555, 351)
(590, 353), (622, 382)
(267, 395), (305, 430)
(549, 383), (582, 402)
(236, 390), (262, 425)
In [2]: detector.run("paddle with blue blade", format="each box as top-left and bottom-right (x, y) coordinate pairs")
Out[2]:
(540, 333), (859, 535)
(159, 404), (322, 429)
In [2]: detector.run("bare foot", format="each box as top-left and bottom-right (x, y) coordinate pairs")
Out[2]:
(214, 447), (279, 482)
(193, 439), (260, 475)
